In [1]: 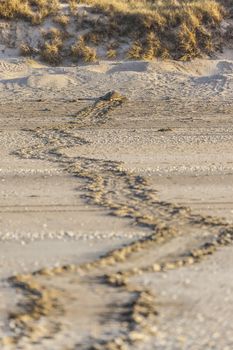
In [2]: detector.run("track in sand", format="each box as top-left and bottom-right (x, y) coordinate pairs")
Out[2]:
(1, 91), (233, 349)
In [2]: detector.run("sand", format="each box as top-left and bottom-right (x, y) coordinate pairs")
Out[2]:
(0, 53), (233, 349)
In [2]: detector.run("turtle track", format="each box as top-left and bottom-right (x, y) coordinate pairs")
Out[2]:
(3, 91), (233, 349)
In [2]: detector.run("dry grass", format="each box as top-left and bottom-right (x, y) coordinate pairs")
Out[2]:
(54, 14), (69, 27)
(40, 41), (62, 64)
(40, 27), (64, 64)
(0, 0), (59, 23)
(71, 37), (97, 62)
(76, 0), (225, 60)
(20, 42), (36, 56)
(106, 49), (117, 59)
(0, 0), (232, 63)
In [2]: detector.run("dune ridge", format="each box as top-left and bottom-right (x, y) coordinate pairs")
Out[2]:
(0, 0), (232, 63)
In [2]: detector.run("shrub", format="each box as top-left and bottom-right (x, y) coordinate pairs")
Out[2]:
(71, 38), (97, 62)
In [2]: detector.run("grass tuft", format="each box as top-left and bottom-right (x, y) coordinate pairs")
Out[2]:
(74, 0), (225, 60)
(0, 0), (231, 63)
(71, 37), (97, 63)
(40, 27), (64, 64)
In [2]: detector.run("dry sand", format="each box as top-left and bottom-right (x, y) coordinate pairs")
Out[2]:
(0, 54), (233, 349)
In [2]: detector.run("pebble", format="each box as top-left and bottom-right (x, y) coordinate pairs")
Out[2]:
(152, 263), (161, 272)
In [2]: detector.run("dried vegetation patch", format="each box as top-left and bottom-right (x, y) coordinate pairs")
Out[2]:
(0, 0), (59, 23)
(0, 0), (232, 63)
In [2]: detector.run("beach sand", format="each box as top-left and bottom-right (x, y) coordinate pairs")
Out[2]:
(1, 55), (233, 349)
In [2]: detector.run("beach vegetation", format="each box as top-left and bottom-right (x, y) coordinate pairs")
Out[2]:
(0, 0), (231, 63)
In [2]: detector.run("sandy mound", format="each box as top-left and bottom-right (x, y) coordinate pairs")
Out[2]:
(27, 73), (76, 89)
(107, 61), (149, 74)
(0, 49), (233, 101)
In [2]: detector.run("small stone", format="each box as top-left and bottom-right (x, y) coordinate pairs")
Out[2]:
(186, 257), (195, 265)
(129, 331), (146, 342)
(176, 260), (184, 267)
(132, 313), (145, 324)
(37, 268), (54, 276)
(164, 262), (176, 270)
(2, 336), (15, 345)
(148, 325), (158, 335)
(152, 263), (161, 272)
